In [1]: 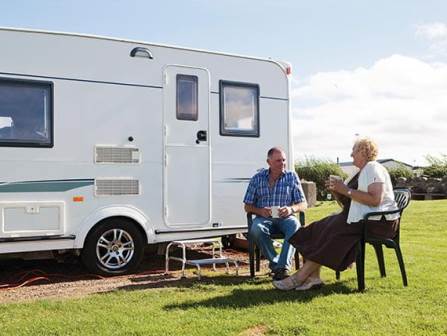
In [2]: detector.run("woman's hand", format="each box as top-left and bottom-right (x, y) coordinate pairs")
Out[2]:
(326, 178), (349, 195)
(326, 178), (384, 207)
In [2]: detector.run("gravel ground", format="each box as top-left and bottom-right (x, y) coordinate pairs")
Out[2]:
(0, 247), (252, 304)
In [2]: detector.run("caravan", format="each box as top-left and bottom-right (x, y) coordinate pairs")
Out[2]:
(0, 28), (294, 275)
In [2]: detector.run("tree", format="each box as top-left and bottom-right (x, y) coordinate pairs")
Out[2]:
(423, 154), (447, 178)
(387, 165), (414, 186)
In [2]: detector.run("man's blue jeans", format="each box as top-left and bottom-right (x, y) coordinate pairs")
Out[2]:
(249, 215), (300, 272)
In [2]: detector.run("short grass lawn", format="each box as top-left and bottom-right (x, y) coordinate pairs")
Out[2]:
(1, 200), (446, 335)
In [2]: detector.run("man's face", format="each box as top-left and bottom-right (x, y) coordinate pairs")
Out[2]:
(267, 150), (286, 175)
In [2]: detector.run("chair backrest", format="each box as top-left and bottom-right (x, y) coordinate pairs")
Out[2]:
(394, 188), (411, 212)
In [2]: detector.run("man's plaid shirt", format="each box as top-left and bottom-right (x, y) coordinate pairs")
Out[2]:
(243, 168), (306, 208)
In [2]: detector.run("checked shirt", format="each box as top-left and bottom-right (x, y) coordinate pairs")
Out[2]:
(243, 168), (306, 208)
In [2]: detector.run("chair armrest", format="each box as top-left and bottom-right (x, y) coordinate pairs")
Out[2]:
(298, 211), (305, 227)
(362, 209), (401, 239)
(363, 208), (401, 220)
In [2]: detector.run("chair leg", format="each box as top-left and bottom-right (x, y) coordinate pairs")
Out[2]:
(394, 245), (408, 287)
(255, 246), (261, 272)
(294, 250), (300, 270)
(356, 240), (366, 291)
(373, 244), (386, 277)
(249, 239), (255, 278)
(335, 271), (340, 280)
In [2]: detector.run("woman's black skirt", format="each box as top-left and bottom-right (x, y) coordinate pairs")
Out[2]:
(289, 211), (398, 271)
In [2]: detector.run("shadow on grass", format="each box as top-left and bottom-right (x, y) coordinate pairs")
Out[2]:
(116, 274), (263, 291)
(112, 273), (356, 309)
(162, 282), (355, 310)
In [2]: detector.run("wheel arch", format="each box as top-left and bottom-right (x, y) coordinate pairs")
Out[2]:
(74, 206), (154, 248)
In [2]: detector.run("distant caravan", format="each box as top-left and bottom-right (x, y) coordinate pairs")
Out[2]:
(0, 27), (294, 275)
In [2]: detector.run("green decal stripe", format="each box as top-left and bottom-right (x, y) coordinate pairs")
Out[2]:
(0, 180), (94, 193)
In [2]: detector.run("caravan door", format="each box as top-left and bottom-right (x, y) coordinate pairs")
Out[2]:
(163, 65), (211, 227)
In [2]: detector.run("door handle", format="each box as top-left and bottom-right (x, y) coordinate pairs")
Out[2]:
(196, 130), (207, 144)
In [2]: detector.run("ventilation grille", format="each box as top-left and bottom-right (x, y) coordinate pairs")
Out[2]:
(95, 179), (140, 196)
(95, 146), (140, 164)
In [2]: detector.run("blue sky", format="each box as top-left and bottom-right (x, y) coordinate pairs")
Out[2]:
(1, 0), (447, 165)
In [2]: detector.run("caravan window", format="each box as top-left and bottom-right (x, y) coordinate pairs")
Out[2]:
(0, 78), (53, 147)
(176, 75), (198, 121)
(219, 81), (259, 137)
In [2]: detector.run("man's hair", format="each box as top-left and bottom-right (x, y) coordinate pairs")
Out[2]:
(267, 147), (284, 159)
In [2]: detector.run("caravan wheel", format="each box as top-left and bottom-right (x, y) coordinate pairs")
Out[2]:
(81, 218), (144, 276)
(221, 234), (237, 249)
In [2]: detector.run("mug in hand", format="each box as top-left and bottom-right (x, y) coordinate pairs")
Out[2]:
(329, 175), (342, 183)
(271, 205), (281, 218)
(328, 175), (342, 189)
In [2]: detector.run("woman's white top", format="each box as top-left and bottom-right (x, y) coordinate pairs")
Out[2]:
(347, 161), (399, 224)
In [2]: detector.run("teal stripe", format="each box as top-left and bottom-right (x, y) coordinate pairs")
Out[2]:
(0, 180), (94, 193)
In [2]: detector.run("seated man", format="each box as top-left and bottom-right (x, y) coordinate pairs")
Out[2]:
(243, 147), (307, 280)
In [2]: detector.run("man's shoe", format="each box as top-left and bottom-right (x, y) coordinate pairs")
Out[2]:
(272, 268), (289, 281)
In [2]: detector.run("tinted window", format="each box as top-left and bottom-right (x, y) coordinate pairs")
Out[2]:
(176, 75), (198, 121)
(220, 81), (259, 137)
(0, 79), (53, 147)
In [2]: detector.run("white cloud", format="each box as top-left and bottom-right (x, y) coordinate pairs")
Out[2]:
(416, 22), (447, 41)
(291, 55), (447, 166)
(415, 22), (447, 57)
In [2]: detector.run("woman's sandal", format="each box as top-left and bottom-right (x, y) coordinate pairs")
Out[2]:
(295, 278), (324, 291)
(272, 275), (300, 291)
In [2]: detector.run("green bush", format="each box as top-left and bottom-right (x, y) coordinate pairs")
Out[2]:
(423, 154), (447, 178)
(295, 158), (347, 200)
(387, 165), (414, 186)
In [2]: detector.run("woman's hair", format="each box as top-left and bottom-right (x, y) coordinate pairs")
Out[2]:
(354, 137), (378, 161)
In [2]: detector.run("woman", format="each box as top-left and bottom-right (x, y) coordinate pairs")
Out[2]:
(273, 137), (399, 291)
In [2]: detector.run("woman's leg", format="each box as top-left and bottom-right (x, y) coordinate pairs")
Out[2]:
(308, 264), (321, 280)
(289, 260), (321, 284)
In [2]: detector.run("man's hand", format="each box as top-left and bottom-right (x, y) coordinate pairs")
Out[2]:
(258, 207), (272, 218)
(278, 206), (292, 218)
(244, 204), (273, 218)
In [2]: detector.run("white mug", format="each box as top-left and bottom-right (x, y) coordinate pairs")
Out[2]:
(329, 175), (342, 187)
(329, 174), (342, 183)
(271, 205), (281, 218)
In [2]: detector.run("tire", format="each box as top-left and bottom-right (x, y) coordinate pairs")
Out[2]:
(81, 218), (144, 276)
(221, 234), (237, 249)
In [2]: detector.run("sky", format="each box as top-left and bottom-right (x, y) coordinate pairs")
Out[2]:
(1, 0), (446, 166)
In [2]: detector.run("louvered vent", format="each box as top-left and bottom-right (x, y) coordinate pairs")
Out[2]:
(95, 179), (140, 196)
(95, 146), (140, 164)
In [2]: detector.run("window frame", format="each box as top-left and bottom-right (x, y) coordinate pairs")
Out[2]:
(176, 74), (198, 121)
(0, 77), (54, 148)
(219, 80), (260, 137)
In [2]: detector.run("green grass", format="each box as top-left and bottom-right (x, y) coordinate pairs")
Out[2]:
(1, 201), (447, 335)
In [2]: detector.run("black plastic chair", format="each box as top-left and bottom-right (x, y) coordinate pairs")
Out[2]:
(336, 188), (411, 291)
(247, 212), (305, 278)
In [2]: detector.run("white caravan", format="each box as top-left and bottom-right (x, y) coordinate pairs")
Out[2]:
(0, 28), (294, 275)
